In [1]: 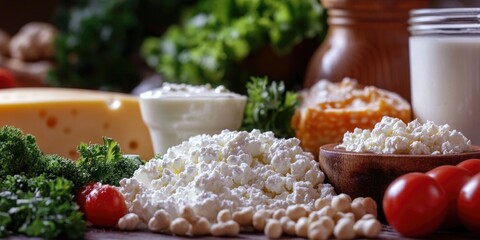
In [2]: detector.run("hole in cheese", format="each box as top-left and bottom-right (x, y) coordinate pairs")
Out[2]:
(46, 116), (58, 128)
(129, 140), (138, 150)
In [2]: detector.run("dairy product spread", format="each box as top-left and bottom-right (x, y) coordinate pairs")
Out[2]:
(139, 83), (247, 154)
(338, 116), (472, 155)
(119, 129), (335, 226)
(292, 78), (411, 155)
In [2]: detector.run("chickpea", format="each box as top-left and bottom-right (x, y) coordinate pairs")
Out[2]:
(217, 209), (232, 223)
(316, 216), (335, 233)
(253, 210), (270, 231)
(286, 204), (308, 221)
(190, 217), (210, 236)
(333, 218), (355, 240)
(148, 209), (171, 232)
(118, 213), (140, 231)
(350, 201), (366, 220)
(211, 220), (240, 237)
(360, 213), (376, 221)
(233, 207), (254, 227)
(318, 206), (335, 218)
(272, 209), (286, 220)
(282, 219), (296, 236)
(180, 205), (198, 224)
(331, 193), (352, 213)
(294, 217), (309, 238)
(361, 197), (378, 218)
(308, 211), (321, 224)
(314, 198), (331, 210)
(354, 218), (382, 238)
(333, 212), (355, 223)
(352, 197), (364, 205)
(169, 217), (191, 236)
(265, 219), (282, 239)
(308, 225), (329, 240)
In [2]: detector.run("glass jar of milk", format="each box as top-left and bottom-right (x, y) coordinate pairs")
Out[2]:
(409, 8), (480, 144)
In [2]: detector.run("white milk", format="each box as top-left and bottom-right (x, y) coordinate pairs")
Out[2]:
(139, 83), (247, 154)
(410, 36), (480, 144)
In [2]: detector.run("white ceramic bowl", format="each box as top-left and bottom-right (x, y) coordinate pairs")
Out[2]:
(139, 87), (247, 155)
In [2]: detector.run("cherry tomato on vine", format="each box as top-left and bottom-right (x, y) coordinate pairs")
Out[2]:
(457, 159), (480, 175)
(458, 173), (480, 233)
(383, 173), (448, 237)
(426, 165), (473, 228)
(84, 184), (127, 227)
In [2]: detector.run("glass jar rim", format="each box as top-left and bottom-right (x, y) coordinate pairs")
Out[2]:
(409, 8), (480, 35)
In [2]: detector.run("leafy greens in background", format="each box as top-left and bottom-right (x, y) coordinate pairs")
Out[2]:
(48, 0), (195, 92)
(241, 77), (299, 138)
(142, 0), (326, 93)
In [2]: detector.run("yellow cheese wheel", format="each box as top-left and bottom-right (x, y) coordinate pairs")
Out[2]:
(0, 87), (154, 160)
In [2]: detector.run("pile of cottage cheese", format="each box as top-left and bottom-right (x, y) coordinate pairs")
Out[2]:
(338, 116), (472, 155)
(119, 129), (335, 226)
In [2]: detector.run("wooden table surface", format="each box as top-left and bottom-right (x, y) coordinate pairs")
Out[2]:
(7, 224), (479, 239)
(81, 225), (477, 240)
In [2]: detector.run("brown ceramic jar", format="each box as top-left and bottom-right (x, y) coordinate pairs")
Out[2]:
(304, 0), (429, 102)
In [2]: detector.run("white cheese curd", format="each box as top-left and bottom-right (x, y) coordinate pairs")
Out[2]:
(119, 129), (335, 226)
(338, 116), (472, 155)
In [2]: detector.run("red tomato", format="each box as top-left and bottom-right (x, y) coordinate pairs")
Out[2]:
(0, 68), (17, 88)
(383, 173), (448, 237)
(457, 159), (480, 175)
(75, 182), (102, 213)
(84, 184), (127, 227)
(458, 173), (480, 233)
(426, 165), (473, 228)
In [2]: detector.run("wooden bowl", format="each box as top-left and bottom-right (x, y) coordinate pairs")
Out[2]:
(319, 143), (480, 218)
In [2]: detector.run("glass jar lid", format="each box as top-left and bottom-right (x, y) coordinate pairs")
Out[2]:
(409, 8), (480, 35)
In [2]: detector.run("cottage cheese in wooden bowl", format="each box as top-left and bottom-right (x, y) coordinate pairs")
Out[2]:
(319, 116), (480, 218)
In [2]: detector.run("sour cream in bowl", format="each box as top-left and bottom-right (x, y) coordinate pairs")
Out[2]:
(139, 83), (247, 154)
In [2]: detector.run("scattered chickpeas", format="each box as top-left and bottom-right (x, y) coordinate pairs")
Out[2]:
(232, 207), (254, 227)
(130, 193), (381, 239)
(211, 220), (240, 237)
(169, 217), (191, 236)
(217, 209), (232, 223)
(147, 209), (171, 232)
(118, 213), (140, 231)
(264, 219), (282, 239)
(190, 217), (211, 236)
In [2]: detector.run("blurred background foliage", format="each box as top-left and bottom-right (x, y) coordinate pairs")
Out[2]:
(47, 0), (326, 93)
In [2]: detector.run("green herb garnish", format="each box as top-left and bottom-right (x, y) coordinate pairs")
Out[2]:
(241, 77), (299, 138)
